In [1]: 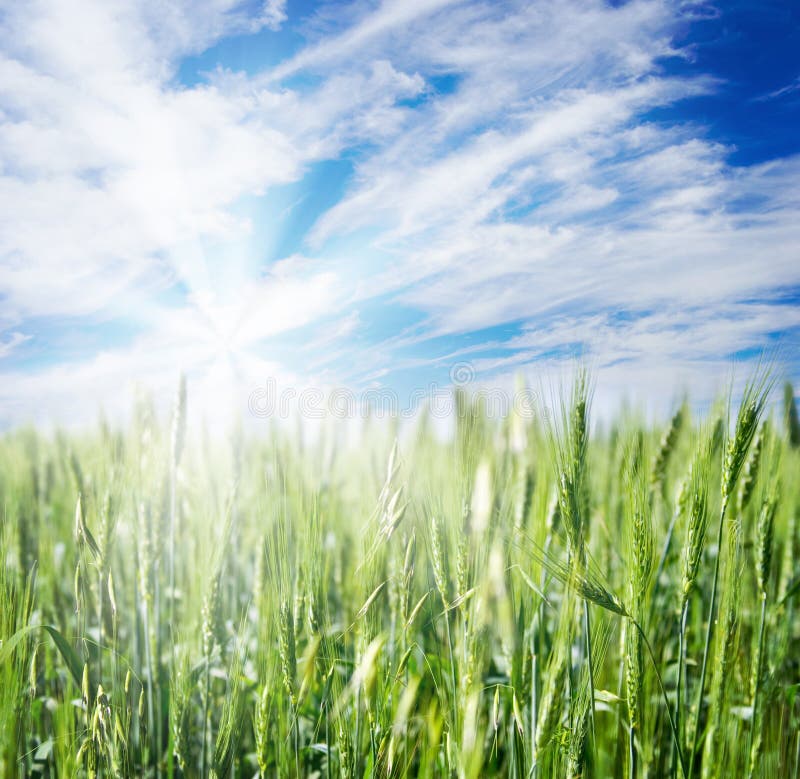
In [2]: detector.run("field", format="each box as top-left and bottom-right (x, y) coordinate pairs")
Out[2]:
(1, 372), (799, 778)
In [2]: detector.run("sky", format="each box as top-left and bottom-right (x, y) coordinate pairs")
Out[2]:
(0, 0), (798, 429)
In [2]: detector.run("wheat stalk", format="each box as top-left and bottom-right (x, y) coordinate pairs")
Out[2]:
(688, 367), (773, 779)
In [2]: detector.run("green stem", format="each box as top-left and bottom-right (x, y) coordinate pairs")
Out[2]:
(294, 702), (300, 778)
(154, 575), (162, 779)
(168, 465), (177, 779)
(169, 465), (176, 638)
(632, 618), (688, 779)
(651, 507), (680, 617)
(325, 699), (331, 779)
(584, 599), (597, 755)
(354, 686), (361, 776)
(529, 625), (538, 779)
(794, 730), (799, 779)
(142, 601), (156, 776)
(747, 593), (767, 779)
(676, 601), (688, 758)
(688, 500), (727, 779)
(443, 602), (458, 757)
(201, 659), (210, 779)
(97, 567), (103, 683)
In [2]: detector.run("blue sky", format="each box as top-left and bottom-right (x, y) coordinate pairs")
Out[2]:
(0, 0), (798, 427)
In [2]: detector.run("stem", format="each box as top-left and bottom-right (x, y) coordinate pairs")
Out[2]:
(294, 702), (300, 778)
(651, 507), (680, 617)
(97, 567), (103, 682)
(632, 618), (688, 779)
(688, 500), (727, 779)
(168, 466), (177, 779)
(142, 601), (156, 777)
(443, 603), (458, 753)
(676, 601), (688, 753)
(354, 686), (361, 776)
(529, 626), (538, 779)
(170, 470), (175, 593)
(746, 593), (767, 779)
(794, 729), (799, 779)
(201, 659), (210, 779)
(325, 699), (331, 779)
(615, 634), (626, 770)
(629, 724), (637, 779)
(154, 574), (162, 779)
(584, 600), (597, 753)
(169, 463), (177, 647)
(167, 716), (174, 779)
(532, 537), (550, 779)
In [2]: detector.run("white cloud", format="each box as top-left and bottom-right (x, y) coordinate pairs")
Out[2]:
(0, 0), (797, 427)
(267, 0), (464, 81)
(311, 78), (703, 244)
(755, 75), (800, 102)
(0, 0), (434, 326)
(0, 332), (31, 359)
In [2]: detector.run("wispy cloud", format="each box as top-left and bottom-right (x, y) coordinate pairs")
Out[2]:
(754, 75), (800, 102)
(0, 0), (797, 427)
(266, 0), (462, 81)
(0, 332), (31, 359)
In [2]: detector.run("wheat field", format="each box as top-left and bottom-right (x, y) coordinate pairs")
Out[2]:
(1, 372), (799, 778)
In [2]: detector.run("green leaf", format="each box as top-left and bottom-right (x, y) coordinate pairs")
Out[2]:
(0, 624), (85, 689)
(41, 625), (85, 689)
(780, 573), (800, 605)
(34, 738), (54, 761)
(594, 689), (624, 705)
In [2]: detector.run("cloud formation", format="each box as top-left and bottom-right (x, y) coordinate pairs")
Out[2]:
(0, 0), (797, 427)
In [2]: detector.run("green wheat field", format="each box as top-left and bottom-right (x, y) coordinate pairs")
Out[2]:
(2, 371), (799, 778)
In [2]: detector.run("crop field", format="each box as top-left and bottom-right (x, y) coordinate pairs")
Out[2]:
(1, 371), (799, 778)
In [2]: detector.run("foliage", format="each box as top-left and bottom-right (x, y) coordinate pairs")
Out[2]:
(1, 376), (799, 778)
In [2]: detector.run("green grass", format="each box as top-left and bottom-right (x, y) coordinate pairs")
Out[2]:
(1, 376), (799, 778)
